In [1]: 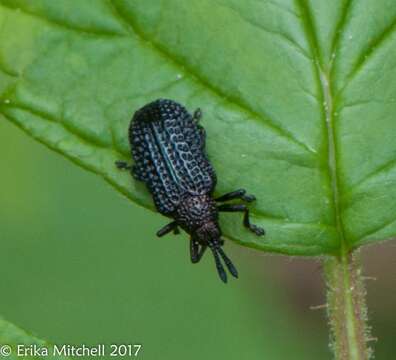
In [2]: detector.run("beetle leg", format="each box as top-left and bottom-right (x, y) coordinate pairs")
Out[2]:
(190, 239), (207, 263)
(192, 108), (202, 123)
(156, 221), (179, 237)
(217, 204), (265, 236)
(116, 161), (145, 181)
(115, 161), (132, 170)
(215, 189), (256, 203)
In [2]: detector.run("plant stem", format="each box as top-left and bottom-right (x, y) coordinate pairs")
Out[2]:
(324, 250), (372, 360)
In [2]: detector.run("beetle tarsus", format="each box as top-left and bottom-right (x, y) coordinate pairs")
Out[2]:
(193, 108), (202, 122)
(217, 203), (265, 236)
(115, 161), (131, 170)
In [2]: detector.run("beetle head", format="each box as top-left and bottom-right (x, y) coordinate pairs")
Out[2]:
(194, 222), (238, 283)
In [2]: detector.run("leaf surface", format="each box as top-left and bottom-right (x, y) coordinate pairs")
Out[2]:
(0, 317), (69, 359)
(1, 0), (396, 255)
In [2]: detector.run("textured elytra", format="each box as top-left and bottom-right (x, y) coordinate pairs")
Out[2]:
(130, 99), (216, 215)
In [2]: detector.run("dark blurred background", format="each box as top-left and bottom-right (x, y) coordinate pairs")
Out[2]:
(0, 119), (394, 359)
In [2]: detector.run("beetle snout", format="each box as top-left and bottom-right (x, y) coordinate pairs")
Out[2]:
(196, 221), (221, 245)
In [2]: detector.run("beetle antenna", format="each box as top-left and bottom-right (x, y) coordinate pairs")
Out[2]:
(209, 244), (227, 283)
(217, 247), (238, 278)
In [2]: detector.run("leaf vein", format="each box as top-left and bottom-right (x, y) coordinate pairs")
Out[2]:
(0, 2), (126, 38)
(356, 216), (396, 245)
(338, 15), (396, 95)
(349, 157), (396, 192)
(329, 0), (354, 71)
(108, 0), (317, 156)
(213, 0), (311, 61)
(1, 103), (115, 150)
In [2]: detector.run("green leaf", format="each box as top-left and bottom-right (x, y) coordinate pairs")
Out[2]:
(0, 0), (395, 256)
(0, 317), (69, 359)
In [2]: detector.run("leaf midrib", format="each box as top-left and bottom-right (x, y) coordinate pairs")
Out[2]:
(319, 68), (346, 251)
(296, 3), (365, 355)
(295, 0), (348, 253)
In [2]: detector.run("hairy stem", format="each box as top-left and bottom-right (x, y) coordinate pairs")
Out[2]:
(324, 250), (372, 360)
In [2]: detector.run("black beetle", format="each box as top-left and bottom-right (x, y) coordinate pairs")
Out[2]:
(116, 99), (264, 282)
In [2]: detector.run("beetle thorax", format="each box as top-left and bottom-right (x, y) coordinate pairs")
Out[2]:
(175, 194), (219, 234)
